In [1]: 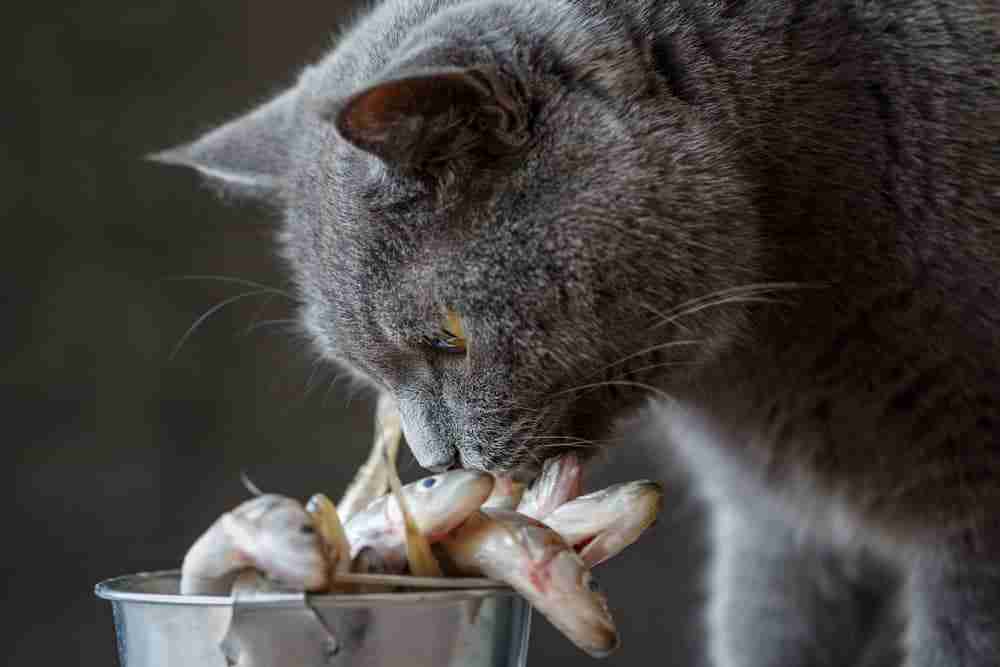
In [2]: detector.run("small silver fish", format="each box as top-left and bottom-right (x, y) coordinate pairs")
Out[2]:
(180, 494), (327, 595)
(344, 470), (494, 572)
(439, 509), (620, 658)
(543, 480), (664, 567)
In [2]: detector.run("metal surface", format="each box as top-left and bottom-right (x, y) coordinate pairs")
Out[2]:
(96, 570), (532, 667)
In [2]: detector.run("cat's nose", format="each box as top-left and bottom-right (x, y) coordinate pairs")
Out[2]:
(421, 448), (459, 473)
(397, 400), (459, 472)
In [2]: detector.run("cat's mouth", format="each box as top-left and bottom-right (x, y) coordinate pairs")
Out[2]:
(476, 441), (601, 485)
(460, 446), (543, 482)
(476, 399), (616, 482)
(504, 462), (544, 485)
(450, 384), (623, 480)
(457, 445), (545, 483)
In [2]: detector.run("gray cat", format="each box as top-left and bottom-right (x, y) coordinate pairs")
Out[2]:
(156, 0), (1000, 664)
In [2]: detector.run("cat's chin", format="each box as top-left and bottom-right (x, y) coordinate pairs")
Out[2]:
(464, 458), (540, 484)
(476, 445), (598, 485)
(457, 448), (542, 483)
(505, 461), (543, 485)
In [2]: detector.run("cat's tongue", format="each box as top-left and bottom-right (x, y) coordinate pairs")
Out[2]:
(515, 453), (584, 521)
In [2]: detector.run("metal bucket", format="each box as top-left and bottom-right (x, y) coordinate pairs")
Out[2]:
(96, 571), (531, 667)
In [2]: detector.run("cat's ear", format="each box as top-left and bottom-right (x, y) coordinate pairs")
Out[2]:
(150, 87), (300, 198)
(323, 68), (529, 168)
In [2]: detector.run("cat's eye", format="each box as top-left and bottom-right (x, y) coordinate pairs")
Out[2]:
(425, 331), (466, 354)
(424, 308), (468, 356)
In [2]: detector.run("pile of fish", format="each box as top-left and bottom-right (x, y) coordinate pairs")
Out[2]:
(181, 396), (663, 658)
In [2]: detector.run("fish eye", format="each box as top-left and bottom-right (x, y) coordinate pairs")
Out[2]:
(300, 524), (315, 535)
(422, 477), (437, 488)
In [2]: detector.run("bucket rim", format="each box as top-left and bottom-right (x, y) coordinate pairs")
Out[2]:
(94, 570), (515, 607)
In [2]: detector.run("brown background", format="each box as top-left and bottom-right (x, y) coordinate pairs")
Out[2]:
(7, 2), (705, 664)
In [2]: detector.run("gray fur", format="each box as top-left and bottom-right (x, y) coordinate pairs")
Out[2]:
(161, 0), (1000, 664)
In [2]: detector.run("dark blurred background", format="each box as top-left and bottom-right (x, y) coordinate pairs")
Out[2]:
(8, 2), (705, 665)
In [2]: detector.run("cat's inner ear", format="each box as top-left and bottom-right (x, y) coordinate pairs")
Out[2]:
(150, 86), (300, 197)
(324, 68), (529, 168)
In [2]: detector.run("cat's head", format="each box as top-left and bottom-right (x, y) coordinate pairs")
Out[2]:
(157, 1), (759, 476)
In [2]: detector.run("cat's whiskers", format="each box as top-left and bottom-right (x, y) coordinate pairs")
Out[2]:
(510, 407), (561, 440)
(478, 398), (568, 438)
(530, 440), (613, 453)
(303, 355), (333, 398)
(669, 282), (812, 309)
(322, 369), (369, 411)
(476, 400), (548, 416)
(595, 339), (703, 375)
(242, 318), (301, 335)
(642, 282), (816, 333)
(166, 274), (303, 360)
(532, 443), (614, 467)
(170, 288), (291, 360)
(547, 379), (674, 402)
(520, 434), (612, 448)
(645, 295), (784, 333)
(532, 443), (605, 452)
(166, 274), (299, 301)
(587, 284), (816, 384)
(609, 359), (701, 380)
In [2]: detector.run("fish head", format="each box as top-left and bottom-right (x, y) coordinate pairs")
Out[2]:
(224, 495), (328, 591)
(538, 548), (619, 658)
(504, 515), (619, 657)
(389, 470), (494, 538)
